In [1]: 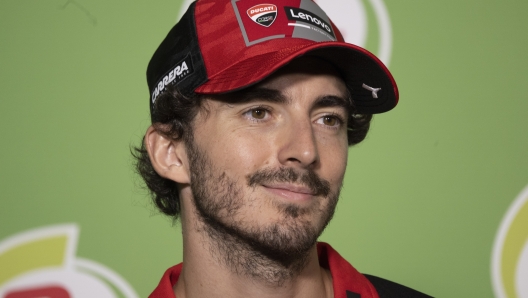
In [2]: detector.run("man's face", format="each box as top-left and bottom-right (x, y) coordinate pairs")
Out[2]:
(186, 59), (350, 266)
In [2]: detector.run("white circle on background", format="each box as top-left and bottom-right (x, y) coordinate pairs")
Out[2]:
(516, 239), (528, 297)
(492, 185), (528, 298)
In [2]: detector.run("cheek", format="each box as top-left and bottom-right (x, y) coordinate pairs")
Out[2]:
(208, 131), (271, 173)
(319, 141), (348, 186)
(328, 157), (347, 186)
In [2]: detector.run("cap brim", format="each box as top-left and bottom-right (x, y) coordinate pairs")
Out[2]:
(195, 40), (398, 114)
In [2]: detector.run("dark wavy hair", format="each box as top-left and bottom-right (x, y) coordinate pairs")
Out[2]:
(132, 84), (373, 220)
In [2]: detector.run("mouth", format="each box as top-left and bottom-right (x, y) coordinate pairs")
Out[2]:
(261, 183), (316, 202)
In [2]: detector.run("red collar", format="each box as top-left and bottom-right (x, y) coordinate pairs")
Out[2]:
(149, 242), (379, 298)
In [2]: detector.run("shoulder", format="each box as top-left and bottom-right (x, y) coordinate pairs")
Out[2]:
(363, 274), (433, 298)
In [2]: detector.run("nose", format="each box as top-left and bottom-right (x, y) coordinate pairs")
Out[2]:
(277, 118), (319, 168)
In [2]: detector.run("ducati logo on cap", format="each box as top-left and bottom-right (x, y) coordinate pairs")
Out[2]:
(247, 4), (277, 27)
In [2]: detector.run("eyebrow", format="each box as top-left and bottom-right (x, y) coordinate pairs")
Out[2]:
(312, 95), (351, 112)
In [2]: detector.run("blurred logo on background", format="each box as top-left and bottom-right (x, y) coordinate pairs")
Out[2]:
(492, 185), (528, 298)
(0, 224), (138, 298)
(179, 0), (393, 65)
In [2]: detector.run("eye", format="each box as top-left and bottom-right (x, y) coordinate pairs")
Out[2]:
(316, 114), (343, 128)
(251, 108), (267, 119)
(322, 116), (337, 126)
(243, 106), (272, 122)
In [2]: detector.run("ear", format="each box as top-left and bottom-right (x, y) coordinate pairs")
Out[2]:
(144, 125), (190, 184)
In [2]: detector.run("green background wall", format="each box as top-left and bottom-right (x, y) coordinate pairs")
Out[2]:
(1, 0), (527, 297)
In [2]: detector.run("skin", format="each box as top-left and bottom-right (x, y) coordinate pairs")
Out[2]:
(145, 59), (350, 298)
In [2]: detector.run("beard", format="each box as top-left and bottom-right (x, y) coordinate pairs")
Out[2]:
(186, 139), (340, 285)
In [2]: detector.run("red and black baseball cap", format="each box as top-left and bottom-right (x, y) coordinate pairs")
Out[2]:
(147, 0), (399, 118)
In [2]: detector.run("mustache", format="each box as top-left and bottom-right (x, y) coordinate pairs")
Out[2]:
(246, 167), (331, 197)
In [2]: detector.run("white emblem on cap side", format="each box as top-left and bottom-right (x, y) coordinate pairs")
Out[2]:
(247, 4), (277, 27)
(362, 83), (381, 99)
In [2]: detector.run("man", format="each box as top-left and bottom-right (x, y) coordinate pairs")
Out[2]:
(136, 0), (431, 297)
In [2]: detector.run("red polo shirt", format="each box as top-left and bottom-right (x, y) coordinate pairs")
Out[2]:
(149, 242), (379, 298)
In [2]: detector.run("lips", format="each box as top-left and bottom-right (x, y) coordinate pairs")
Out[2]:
(262, 183), (316, 202)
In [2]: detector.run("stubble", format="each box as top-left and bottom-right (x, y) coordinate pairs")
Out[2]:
(186, 139), (340, 285)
